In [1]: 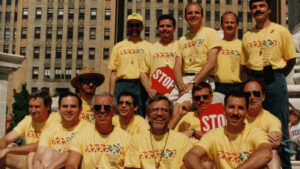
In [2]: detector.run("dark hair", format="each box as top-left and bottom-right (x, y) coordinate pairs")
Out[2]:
(242, 78), (265, 94)
(146, 95), (173, 115)
(221, 11), (238, 24)
(29, 90), (52, 113)
(224, 91), (249, 109)
(249, 0), (271, 10)
(185, 2), (203, 16)
(117, 91), (138, 107)
(192, 82), (212, 96)
(157, 14), (176, 28)
(58, 92), (82, 108)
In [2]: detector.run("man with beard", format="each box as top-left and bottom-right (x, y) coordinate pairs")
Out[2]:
(109, 13), (151, 117)
(32, 92), (87, 169)
(124, 95), (192, 169)
(112, 91), (149, 135)
(71, 67), (104, 123)
(213, 12), (243, 95)
(242, 0), (296, 168)
(243, 78), (282, 169)
(183, 91), (272, 169)
(169, 2), (221, 104)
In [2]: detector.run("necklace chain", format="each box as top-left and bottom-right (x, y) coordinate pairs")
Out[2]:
(150, 130), (169, 169)
(94, 126), (112, 169)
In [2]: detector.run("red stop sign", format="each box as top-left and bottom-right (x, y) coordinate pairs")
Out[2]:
(151, 66), (174, 95)
(200, 103), (226, 134)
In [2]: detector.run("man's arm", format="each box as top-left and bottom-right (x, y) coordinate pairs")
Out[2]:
(140, 72), (157, 97)
(174, 56), (187, 92)
(236, 143), (272, 169)
(268, 132), (282, 149)
(183, 145), (207, 169)
(109, 70), (117, 96)
(168, 101), (190, 129)
(283, 58), (296, 76)
(65, 151), (82, 169)
(0, 130), (20, 149)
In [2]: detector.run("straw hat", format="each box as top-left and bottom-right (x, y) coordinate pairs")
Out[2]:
(71, 67), (104, 89)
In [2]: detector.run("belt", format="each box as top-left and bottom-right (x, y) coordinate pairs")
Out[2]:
(184, 73), (197, 76)
(247, 69), (284, 76)
(215, 82), (242, 86)
(117, 79), (139, 83)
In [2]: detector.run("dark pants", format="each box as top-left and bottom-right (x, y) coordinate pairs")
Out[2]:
(248, 72), (291, 169)
(114, 79), (147, 117)
(215, 82), (242, 95)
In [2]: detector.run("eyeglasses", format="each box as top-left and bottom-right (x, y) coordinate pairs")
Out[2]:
(244, 91), (261, 98)
(193, 95), (210, 101)
(150, 107), (169, 113)
(81, 79), (96, 85)
(93, 104), (112, 112)
(118, 101), (133, 106)
(128, 23), (142, 28)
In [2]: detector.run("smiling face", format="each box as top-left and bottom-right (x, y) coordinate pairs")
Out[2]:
(243, 81), (265, 116)
(147, 100), (170, 134)
(127, 19), (143, 38)
(192, 88), (213, 114)
(29, 97), (50, 123)
(93, 95), (115, 128)
(185, 3), (203, 31)
(250, 0), (271, 23)
(221, 13), (238, 37)
(158, 19), (175, 44)
(225, 96), (247, 133)
(59, 96), (81, 126)
(79, 78), (97, 96)
(118, 95), (137, 119)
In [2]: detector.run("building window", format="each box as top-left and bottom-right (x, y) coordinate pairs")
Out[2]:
(179, 0), (183, 3)
(215, 0), (220, 4)
(90, 8), (97, 19)
(31, 88), (38, 93)
(34, 27), (41, 39)
(21, 27), (27, 39)
(156, 10), (162, 20)
(238, 0), (242, 5)
(127, 9), (132, 16)
(169, 0), (174, 3)
(103, 48), (109, 60)
(32, 67), (39, 79)
(44, 67), (50, 79)
(20, 47), (26, 56)
(77, 48), (83, 59)
(206, 0), (210, 4)
(145, 27), (150, 37)
(47, 8), (53, 19)
(157, 0), (162, 2)
(76, 68), (81, 75)
(206, 11), (211, 22)
(68, 8), (74, 19)
(238, 12), (243, 22)
(12, 45), (16, 54)
(169, 10), (174, 16)
(46, 27), (52, 39)
(145, 9), (150, 20)
(197, 0), (202, 3)
(5, 12), (10, 21)
(4, 28), (10, 38)
(238, 29), (243, 39)
(90, 28), (96, 39)
(79, 8), (84, 19)
(56, 47), (62, 58)
(136, 9), (141, 14)
(178, 27), (183, 39)
(215, 11), (220, 22)
(3, 45), (9, 53)
(104, 28), (110, 40)
(105, 9), (111, 20)
(33, 47), (40, 58)
(58, 8), (63, 19)
(78, 27), (84, 39)
(67, 27), (73, 39)
(13, 29), (16, 39)
(0, 12), (2, 22)
(65, 68), (71, 79)
(178, 10), (183, 21)
(55, 67), (61, 79)
(66, 47), (72, 59)
(247, 12), (252, 22)
(57, 27), (63, 39)
(14, 12), (17, 21)
(89, 48), (95, 59)
(36, 7), (42, 19)
(22, 8), (28, 19)
(226, 0), (232, 4)
(6, 0), (11, 5)
(45, 47), (51, 59)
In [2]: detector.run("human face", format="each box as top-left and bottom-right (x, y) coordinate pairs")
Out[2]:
(147, 100), (170, 134)
(158, 19), (175, 44)
(221, 13), (238, 37)
(127, 19), (143, 38)
(185, 4), (203, 31)
(118, 96), (137, 118)
(192, 88), (213, 114)
(243, 81), (265, 115)
(29, 98), (50, 123)
(290, 113), (299, 126)
(79, 78), (97, 96)
(250, 0), (271, 23)
(225, 96), (247, 133)
(59, 96), (81, 125)
(93, 95), (115, 127)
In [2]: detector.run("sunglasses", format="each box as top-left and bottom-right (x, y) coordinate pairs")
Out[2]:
(244, 91), (261, 98)
(118, 101), (132, 106)
(128, 23), (142, 28)
(193, 95), (209, 101)
(93, 104), (112, 112)
(150, 107), (169, 113)
(81, 79), (96, 85)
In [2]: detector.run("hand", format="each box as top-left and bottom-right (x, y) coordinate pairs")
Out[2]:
(194, 131), (204, 140)
(182, 129), (194, 138)
(178, 83), (189, 92)
(0, 148), (9, 160)
(148, 89), (157, 97)
(179, 83), (193, 97)
(178, 101), (192, 117)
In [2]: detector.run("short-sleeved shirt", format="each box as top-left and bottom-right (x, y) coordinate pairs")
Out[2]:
(197, 125), (269, 169)
(213, 39), (242, 83)
(242, 23), (296, 70)
(177, 27), (221, 73)
(108, 39), (151, 79)
(291, 122), (300, 139)
(69, 124), (131, 169)
(13, 112), (59, 144)
(79, 98), (95, 123)
(112, 115), (149, 136)
(125, 130), (193, 169)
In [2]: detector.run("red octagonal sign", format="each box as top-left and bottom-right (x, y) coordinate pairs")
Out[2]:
(200, 103), (226, 134)
(151, 66), (174, 95)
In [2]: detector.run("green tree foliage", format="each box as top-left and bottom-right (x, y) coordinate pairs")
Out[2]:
(7, 84), (29, 132)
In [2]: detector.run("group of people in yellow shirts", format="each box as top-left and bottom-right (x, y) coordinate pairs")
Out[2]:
(0, 0), (298, 168)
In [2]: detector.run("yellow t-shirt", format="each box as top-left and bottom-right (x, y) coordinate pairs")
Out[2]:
(79, 98), (95, 123)
(197, 125), (269, 169)
(177, 27), (221, 73)
(13, 112), (59, 144)
(38, 120), (87, 153)
(112, 115), (150, 136)
(242, 22), (296, 70)
(69, 123), (131, 169)
(125, 130), (193, 169)
(246, 109), (282, 133)
(108, 39), (151, 79)
(213, 39), (242, 83)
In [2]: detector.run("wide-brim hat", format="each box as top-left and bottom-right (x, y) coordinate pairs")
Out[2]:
(71, 67), (105, 89)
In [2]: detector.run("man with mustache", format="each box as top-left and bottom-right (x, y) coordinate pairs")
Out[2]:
(213, 12), (242, 95)
(242, 0), (296, 168)
(183, 91), (272, 169)
(124, 95), (192, 169)
(109, 13), (151, 117)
